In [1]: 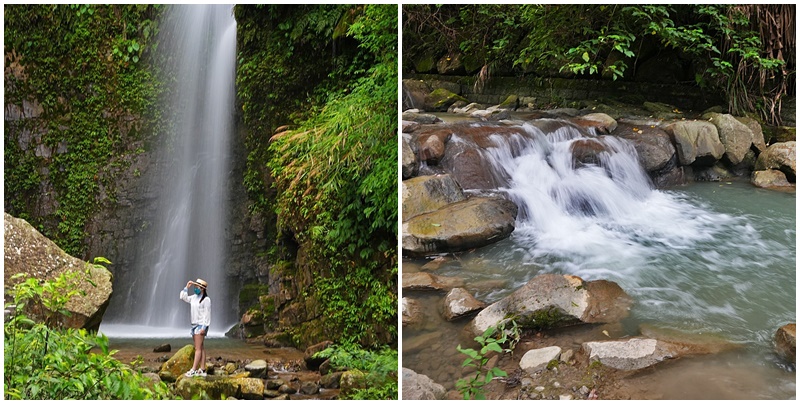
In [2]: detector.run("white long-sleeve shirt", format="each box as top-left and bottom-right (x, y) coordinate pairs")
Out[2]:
(180, 288), (211, 327)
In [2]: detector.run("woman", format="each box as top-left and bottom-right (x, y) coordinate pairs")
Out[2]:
(179, 278), (211, 377)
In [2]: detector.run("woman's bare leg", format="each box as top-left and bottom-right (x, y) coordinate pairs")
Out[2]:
(192, 333), (204, 370)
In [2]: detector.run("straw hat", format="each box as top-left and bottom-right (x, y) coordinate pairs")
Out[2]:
(194, 278), (208, 289)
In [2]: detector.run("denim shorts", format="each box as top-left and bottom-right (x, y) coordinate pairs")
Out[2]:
(191, 324), (208, 336)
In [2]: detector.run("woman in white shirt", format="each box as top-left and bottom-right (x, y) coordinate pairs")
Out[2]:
(180, 278), (211, 377)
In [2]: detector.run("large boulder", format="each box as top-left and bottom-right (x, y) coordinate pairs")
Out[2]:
(3, 212), (113, 331)
(702, 113), (755, 165)
(775, 323), (796, 363)
(755, 141), (796, 182)
(402, 175), (465, 220)
(735, 116), (767, 153)
(470, 274), (632, 336)
(663, 120), (725, 166)
(159, 344), (195, 382)
(175, 376), (266, 400)
(751, 170), (793, 189)
(442, 288), (486, 321)
(402, 197), (518, 256)
(611, 122), (676, 172)
(402, 367), (446, 400)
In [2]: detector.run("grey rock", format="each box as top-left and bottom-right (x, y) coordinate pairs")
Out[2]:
(470, 274), (631, 336)
(703, 112), (754, 165)
(751, 170), (792, 189)
(442, 288), (486, 321)
(153, 343), (171, 353)
(402, 137), (418, 179)
(583, 338), (671, 371)
(402, 368), (446, 400)
(755, 141), (796, 180)
(520, 346), (562, 375)
(299, 381), (319, 395)
(664, 120), (725, 166)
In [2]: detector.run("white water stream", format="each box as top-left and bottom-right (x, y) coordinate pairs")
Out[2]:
(102, 5), (237, 337)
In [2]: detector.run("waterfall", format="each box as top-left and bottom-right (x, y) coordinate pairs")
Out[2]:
(101, 5), (237, 337)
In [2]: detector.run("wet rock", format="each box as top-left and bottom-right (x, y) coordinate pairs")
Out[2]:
(663, 120), (725, 166)
(299, 381), (319, 395)
(263, 389), (283, 398)
(265, 379), (285, 390)
(402, 297), (425, 328)
(224, 362), (237, 375)
(402, 110), (441, 124)
(320, 371), (344, 389)
(402, 272), (464, 292)
(520, 346), (562, 374)
(402, 197), (518, 256)
(702, 112), (754, 165)
(755, 141), (796, 182)
(611, 122), (675, 172)
(159, 344), (195, 382)
(402, 367), (447, 400)
(402, 120), (421, 133)
(402, 137), (417, 179)
(452, 102), (486, 115)
(470, 274), (632, 336)
(440, 146), (502, 190)
(4, 212), (114, 331)
(402, 174), (465, 220)
(403, 331), (441, 354)
(575, 113), (617, 134)
(244, 359), (267, 379)
(442, 288), (486, 321)
(418, 132), (448, 163)
(775, 323), (796, 363)
(278, 383), (297, 394)
(638, 324), (741, 355)
(570, 138), (609, 167)
(752, 170), (793, 189)
(153, 343), (171, 353)
(304, 341), (334, 371)
(420, 256), (454, 271)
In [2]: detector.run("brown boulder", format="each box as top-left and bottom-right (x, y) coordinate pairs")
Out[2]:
(775, 323), (796, 363)
(4, 212), (113, 331)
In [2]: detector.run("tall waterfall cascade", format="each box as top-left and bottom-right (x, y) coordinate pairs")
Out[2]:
(102, 5), (237, 337)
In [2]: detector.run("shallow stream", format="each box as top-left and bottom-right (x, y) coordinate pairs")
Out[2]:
(403, 118), (795, 399)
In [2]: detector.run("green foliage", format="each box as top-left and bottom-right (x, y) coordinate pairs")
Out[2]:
(4, 259), (172, 399)
(403, 5), (793, 124)
(237, 5), (398, 347)
(312, 344), (398, 400)
(4, 5), (165, 255)
(455, 325), (510, 400)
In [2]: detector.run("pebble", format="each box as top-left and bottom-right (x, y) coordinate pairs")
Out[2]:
(535, 386), (545, 392)
(580, 386), (590, 396)
(560, 394), (573, 400)
(553, 381), (561, 388)
(521, 378), (533, 387)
